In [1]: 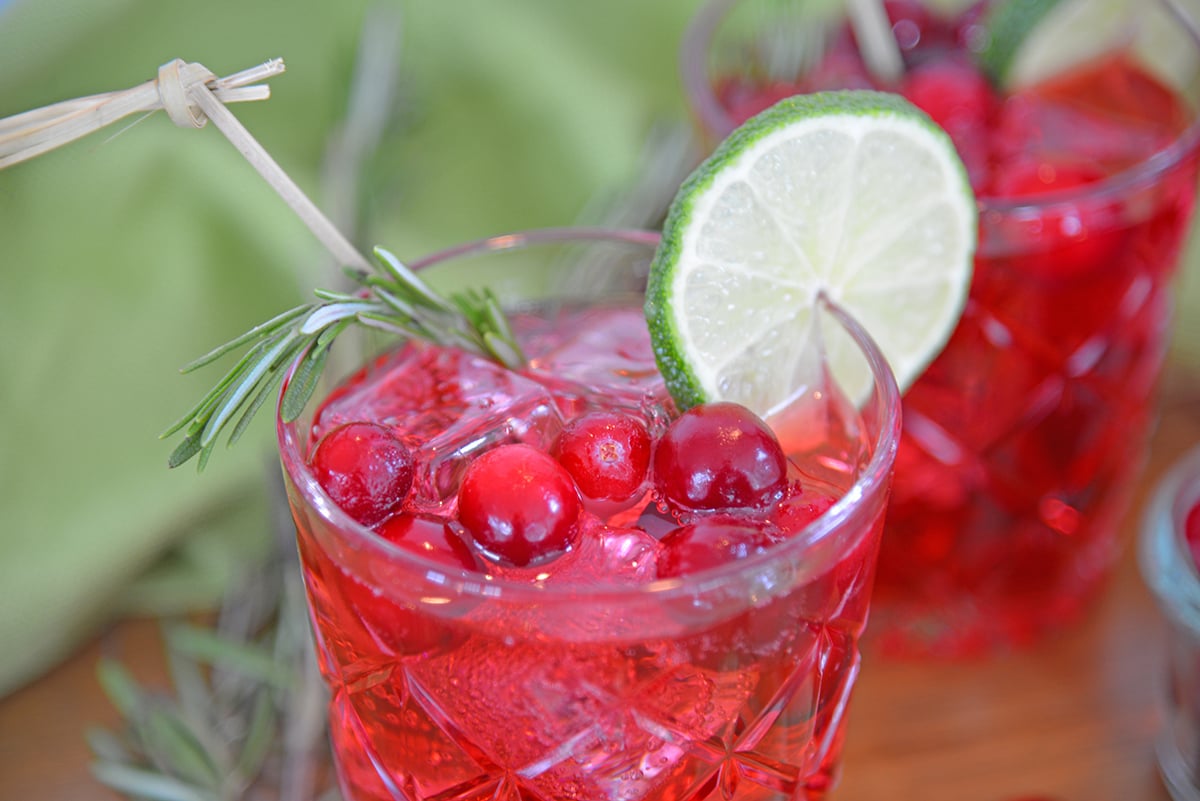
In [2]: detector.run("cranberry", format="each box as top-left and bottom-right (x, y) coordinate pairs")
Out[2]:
(1185, 498), (1200, 570)
(376, 513), (481, 573)
(774, 487), (839, 536)
(553, 411), (651, 503)
(900, 58), (996, 185)
(457, 443), (582, 567)
(310, 422), (414, 527)
(653, 402), (788, 512)
(902, 58), (994, 130)
(340, 514), (479, 656)
(656, 516), (776, 578)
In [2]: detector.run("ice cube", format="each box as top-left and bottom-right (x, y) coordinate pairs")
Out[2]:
(313, 344), (517, 443)
(412, 381), (566, 511)
(315, 342), (569, 512)
(521, 307), (668, 419)
(501, 518), (663, 590)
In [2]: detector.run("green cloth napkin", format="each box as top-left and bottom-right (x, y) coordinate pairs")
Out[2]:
(0, 0), (700, 696)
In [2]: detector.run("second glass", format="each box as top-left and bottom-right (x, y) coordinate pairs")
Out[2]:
(683, 0), (1200, 656)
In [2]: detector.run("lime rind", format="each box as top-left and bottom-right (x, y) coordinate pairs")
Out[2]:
(979, 0), (1200, 91)
(646, 90), (977, 415)
(644, 204), (704, 410)
(976, 0), (1063, 87)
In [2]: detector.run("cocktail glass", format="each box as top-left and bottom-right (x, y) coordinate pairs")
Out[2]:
(1142, 441), (1200, 801)
(276, 228), (901, 800)
(683, 0), (1200, 656)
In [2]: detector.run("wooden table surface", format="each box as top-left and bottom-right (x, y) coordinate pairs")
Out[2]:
(2, 367), (1199, 801)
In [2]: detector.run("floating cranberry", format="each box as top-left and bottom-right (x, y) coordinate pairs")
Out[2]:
(458, 443), (582, 567)
(310, 422), (414, 527)
(338, 514), (477, 657)
(774, 487), (839, 537)
(376, 513), (481, 573)
(653, 402), (788, 512)
(900, 58), (996, 185)
(553, 411), (651, 503)
(656, 516), (776, 578)
(902, 58), (994, 129)
(1185, 498), (1200, 571)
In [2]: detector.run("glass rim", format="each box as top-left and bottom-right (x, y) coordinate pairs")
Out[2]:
(276, 225), (902, 604)
(680, 0), (1200, 214)
(1140, 442), (1200, 621)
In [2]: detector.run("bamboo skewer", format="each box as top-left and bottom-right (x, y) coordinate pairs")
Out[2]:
(0, 57), (372, 272)
(847, 0), (904, 83)
(0, 59), (278, 167)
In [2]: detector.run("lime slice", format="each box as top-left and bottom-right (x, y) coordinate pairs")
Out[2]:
(979, 0), (1200, 90)
(645, 90), (976, 416)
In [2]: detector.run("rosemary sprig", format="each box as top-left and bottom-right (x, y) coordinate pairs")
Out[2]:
(89, 470), (340, 801)
(162, 245), (525, 471)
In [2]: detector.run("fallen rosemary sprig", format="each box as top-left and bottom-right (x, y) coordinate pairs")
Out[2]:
(89, 472), (340, 801)
(161, 246), (524, 471)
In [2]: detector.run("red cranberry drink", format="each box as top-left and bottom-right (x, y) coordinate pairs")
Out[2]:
(172, 94), (975, 798)
(684, 0), (1200, 655)
(277, 231), (902, 800)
